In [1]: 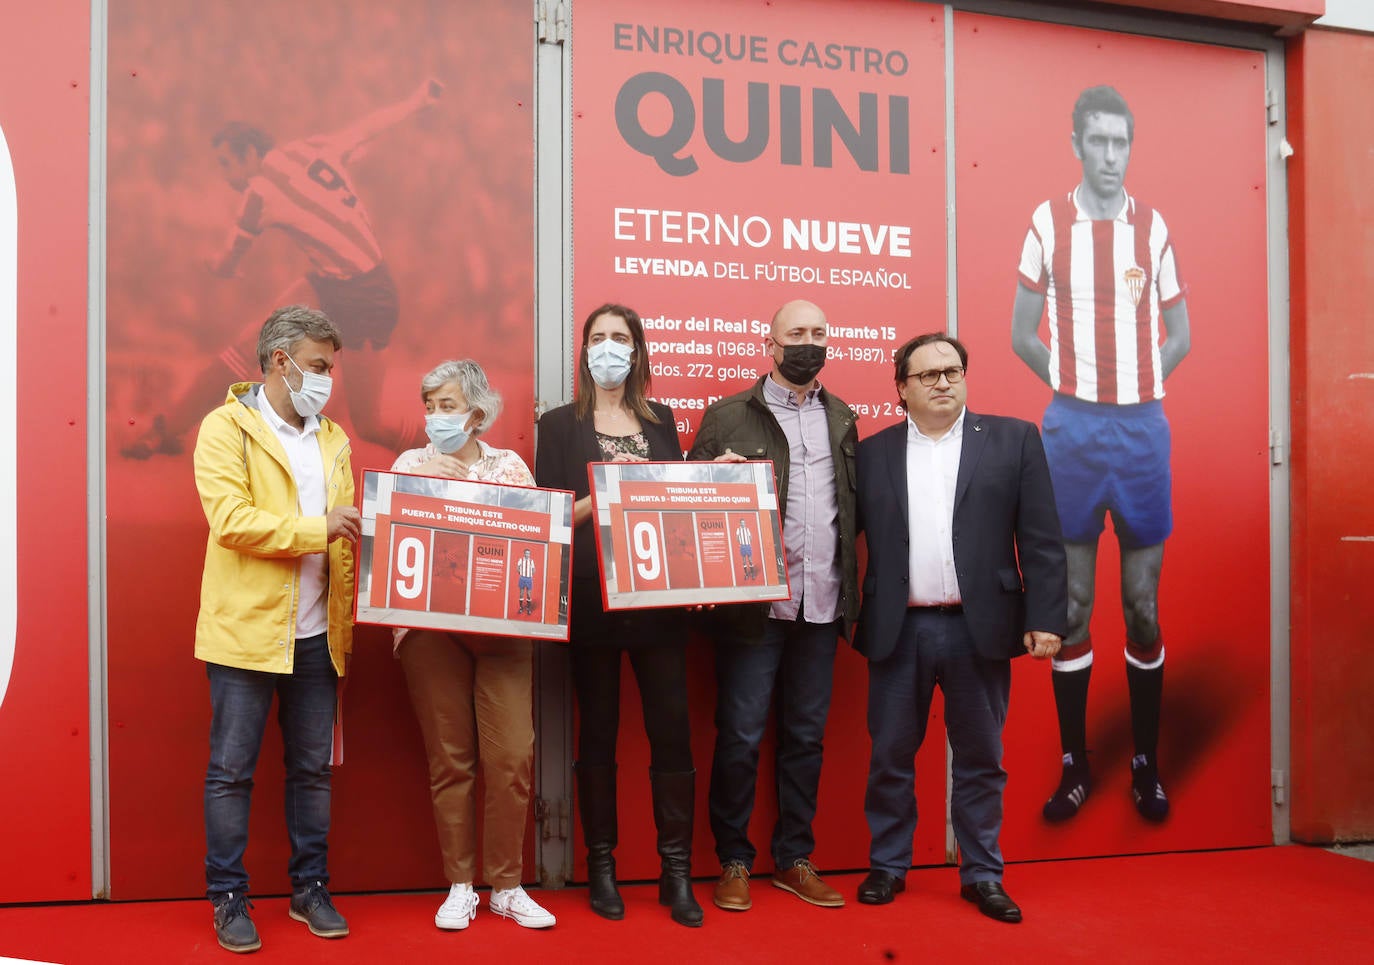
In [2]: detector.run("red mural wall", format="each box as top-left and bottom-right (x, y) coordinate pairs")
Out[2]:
(1287, 26), (1374, 843)
(573, 0), (1275, 882)
(0, 0), (1323, 906)
(571, 0), (952, 879)
(0, 0), (93, 903)
(953, 13), (1272, 858)
(104, 0), (535, 898)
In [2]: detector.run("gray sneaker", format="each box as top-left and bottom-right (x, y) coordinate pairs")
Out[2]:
(212, 892), (261, 953)
(288, 880), (349, 938)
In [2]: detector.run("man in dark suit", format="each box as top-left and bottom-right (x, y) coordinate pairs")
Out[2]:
(853, 333), (1067, 923)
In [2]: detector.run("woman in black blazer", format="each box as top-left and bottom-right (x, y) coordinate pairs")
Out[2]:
(534, 303), (702, 928)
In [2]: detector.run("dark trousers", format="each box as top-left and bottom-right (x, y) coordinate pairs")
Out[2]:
(709, 612), (840, 870)
(204, 632), (337, 899)
(570, 642), (693, 772)
(865, 608), (1011, 884)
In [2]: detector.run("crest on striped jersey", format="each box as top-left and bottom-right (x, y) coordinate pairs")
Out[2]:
(1124, 266), (1146, 307)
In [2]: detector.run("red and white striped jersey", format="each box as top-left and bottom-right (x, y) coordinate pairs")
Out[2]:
(233, 137), (383, 280)
(517, 555), (537, 578)
(1018, 188), (1186, 404)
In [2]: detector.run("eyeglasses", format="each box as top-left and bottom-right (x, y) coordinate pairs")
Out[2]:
(904, 366), (965, 386)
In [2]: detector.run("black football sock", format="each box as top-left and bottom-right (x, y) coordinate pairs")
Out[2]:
(1051, 665), (1092, 763)
(1125, 661), (1163, 761)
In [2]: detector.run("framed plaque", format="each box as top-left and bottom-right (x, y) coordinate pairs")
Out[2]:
(355, 470), (573, 640)
(588, 460), (790, 610)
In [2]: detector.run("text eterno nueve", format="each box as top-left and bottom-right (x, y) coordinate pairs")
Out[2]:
(613, 23), (909, 75)
(609, 24), (912, 177)
(613, 208), (911, 257)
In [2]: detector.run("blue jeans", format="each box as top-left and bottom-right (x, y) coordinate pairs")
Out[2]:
(709, 612), (839, 870)
(204, 632), (338, 899)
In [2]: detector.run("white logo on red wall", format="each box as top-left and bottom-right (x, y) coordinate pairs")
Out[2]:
(0, 122), (15, 710)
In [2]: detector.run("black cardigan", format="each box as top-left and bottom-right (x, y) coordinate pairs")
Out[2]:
(534, 400), (685, 647)
(534, 399), (684, 584)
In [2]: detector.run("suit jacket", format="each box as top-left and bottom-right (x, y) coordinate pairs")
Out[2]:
(854, 410), (1067, 662)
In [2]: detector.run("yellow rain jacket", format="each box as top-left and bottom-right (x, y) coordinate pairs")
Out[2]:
(193, 383), (355, 675)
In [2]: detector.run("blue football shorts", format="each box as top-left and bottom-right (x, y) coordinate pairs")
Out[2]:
(1041, 394), (1172, 548)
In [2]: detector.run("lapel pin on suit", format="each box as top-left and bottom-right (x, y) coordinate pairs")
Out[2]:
(973, 425), (982, 431)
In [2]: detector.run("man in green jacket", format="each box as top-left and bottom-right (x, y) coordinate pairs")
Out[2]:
(689, 299), (858, 914)
(193, 305), (359, 953)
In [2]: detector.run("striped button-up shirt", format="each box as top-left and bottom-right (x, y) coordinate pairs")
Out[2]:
(763, 375), (841, 624)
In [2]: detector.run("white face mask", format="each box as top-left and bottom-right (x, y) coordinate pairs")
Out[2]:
(587, 339), (633, 389)
(284, 352), (333, 417)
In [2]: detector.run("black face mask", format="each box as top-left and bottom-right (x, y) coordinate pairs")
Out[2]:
(776, 342), (826, 385)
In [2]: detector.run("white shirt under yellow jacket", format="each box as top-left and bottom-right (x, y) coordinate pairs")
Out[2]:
(193, 382), (356, 675)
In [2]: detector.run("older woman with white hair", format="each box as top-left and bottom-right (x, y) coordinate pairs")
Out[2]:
(391, 359), (555, 933)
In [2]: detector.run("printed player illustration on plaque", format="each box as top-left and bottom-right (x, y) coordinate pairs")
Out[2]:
(589, 460), (790, 610)
(356, 470), (573, 641)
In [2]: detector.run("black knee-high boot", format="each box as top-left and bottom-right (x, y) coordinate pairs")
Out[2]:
(650, 769), (704, 927)
(576, 762), (624, 920)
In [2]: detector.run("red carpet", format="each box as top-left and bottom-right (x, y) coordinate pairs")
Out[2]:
(1, 846), (1369, 963)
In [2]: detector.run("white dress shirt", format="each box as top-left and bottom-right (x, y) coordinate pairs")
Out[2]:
(906, 408), (965, 606)
(256, 389), (329, 637)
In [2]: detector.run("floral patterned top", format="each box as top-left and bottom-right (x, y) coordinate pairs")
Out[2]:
(388, 438), (534, 650)
(595, 430), (650, 460)
(390, 439), (535, 486)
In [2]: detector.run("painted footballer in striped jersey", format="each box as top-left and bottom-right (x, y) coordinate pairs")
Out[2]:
(1011, 86), (1191, 826)
(1017, 191), (1186, 405)
(122, 79), (441, 459)
(227, 137), (384, 282)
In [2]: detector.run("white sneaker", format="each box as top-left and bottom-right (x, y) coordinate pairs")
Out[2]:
(489, 885), (557, 929)
(435, 883), (479, 930)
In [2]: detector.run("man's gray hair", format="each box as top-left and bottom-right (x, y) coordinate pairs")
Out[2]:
(420, 359), (502, 434)
(256, 305), (342, 373)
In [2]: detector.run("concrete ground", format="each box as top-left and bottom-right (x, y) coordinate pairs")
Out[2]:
(1326, 843), (1374, 862)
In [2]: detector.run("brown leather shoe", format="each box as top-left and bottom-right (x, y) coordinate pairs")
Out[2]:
(772, 859), (845, 908)
(713, 861), (751, 911)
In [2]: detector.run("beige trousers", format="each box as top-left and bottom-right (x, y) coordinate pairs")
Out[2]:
(399, 630), (534, 889)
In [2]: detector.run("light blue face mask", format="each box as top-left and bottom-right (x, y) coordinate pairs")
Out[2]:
(425, 411), (472, 454)
(284, 352), (333, 417)
(587, 339), (633, 389)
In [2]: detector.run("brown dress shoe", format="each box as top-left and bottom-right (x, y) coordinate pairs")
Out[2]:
(772, 859), (845, 907)
(713, 861), (751, 911)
